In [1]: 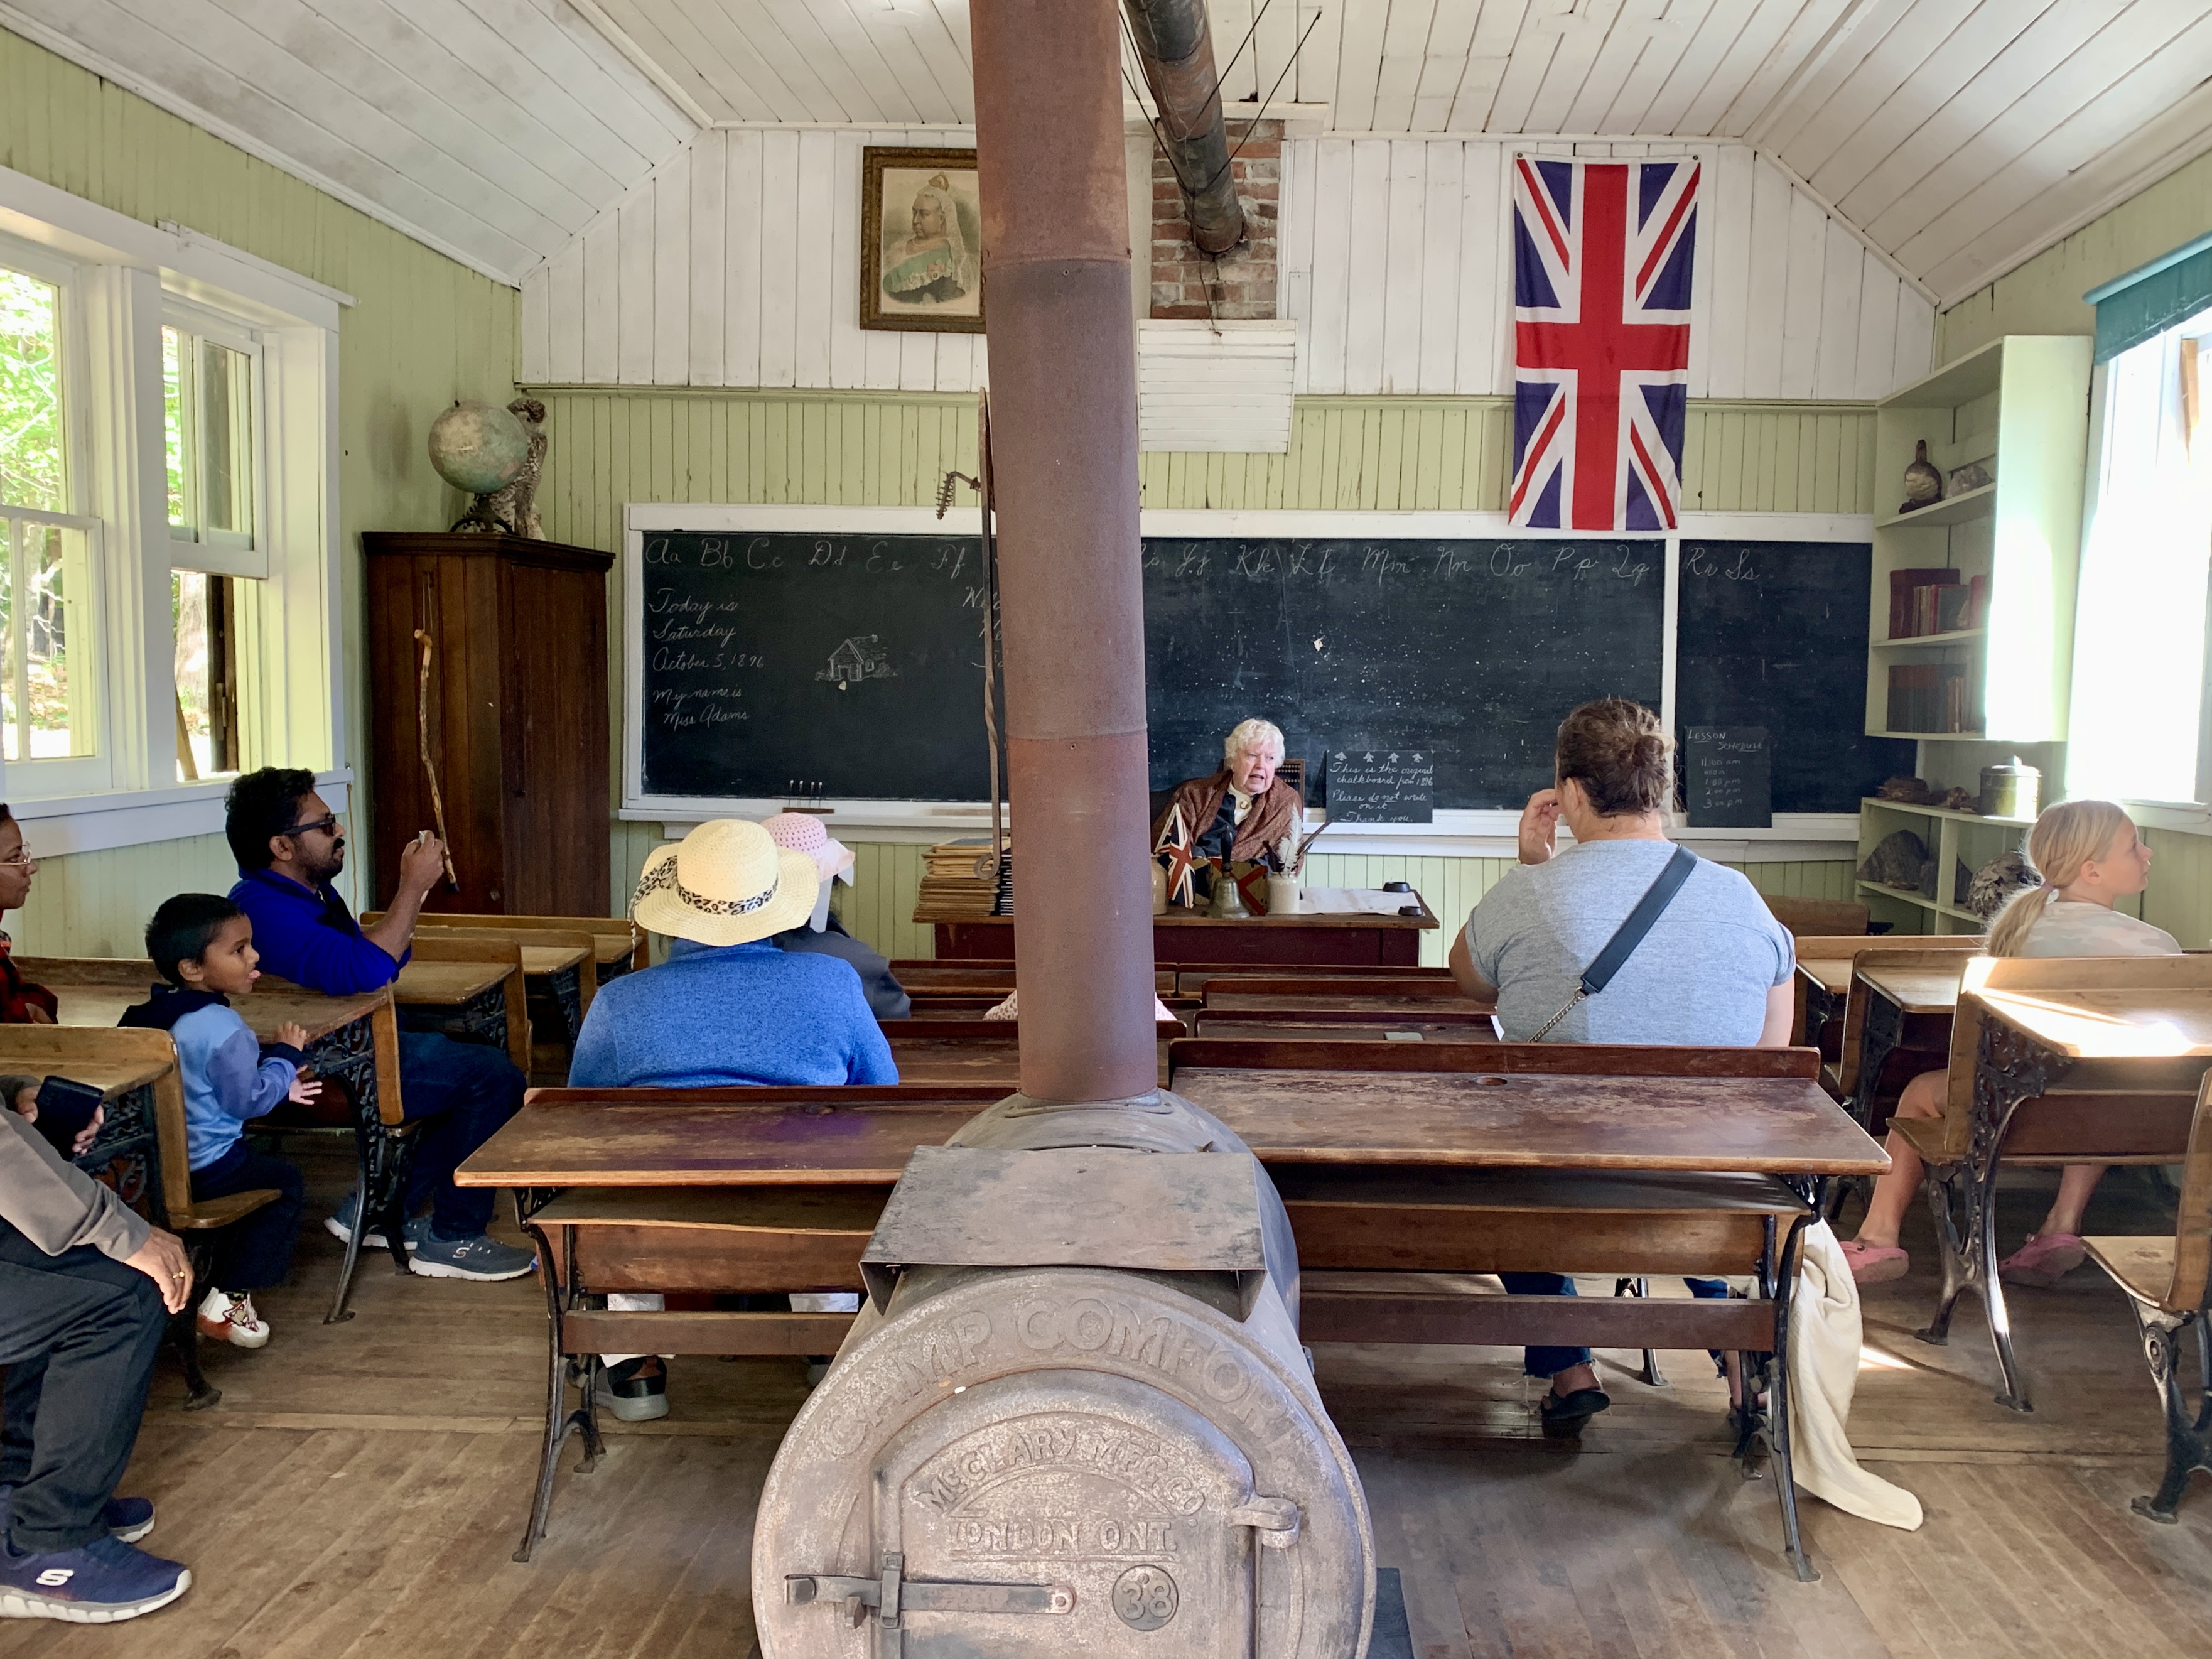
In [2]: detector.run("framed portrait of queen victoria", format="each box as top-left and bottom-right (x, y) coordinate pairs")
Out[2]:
(861, 147), (986, 333)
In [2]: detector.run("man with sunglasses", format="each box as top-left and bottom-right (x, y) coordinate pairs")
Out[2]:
(223, 769), (532, 1283)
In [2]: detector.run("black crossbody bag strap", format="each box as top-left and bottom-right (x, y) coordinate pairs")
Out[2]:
(1528, 844), (1699, 1042)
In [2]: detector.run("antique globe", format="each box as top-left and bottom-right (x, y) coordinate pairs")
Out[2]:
(428, 399), (528, 496)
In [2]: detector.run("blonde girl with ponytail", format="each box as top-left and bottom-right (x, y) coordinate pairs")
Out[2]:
(1842, 799), (2178, 1286)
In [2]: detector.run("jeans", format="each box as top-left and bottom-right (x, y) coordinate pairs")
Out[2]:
(396, 1031), (526, 1239)
(1499, 1273), (1732, 1379)
(191, 1142), (306, 1292)
(0, 1223), (166, 1553)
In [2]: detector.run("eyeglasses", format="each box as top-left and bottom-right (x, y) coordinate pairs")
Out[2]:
(0, 848), (31, 867)
(282, 814), (340, 838)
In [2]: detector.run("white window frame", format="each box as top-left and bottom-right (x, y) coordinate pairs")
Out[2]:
(163, 296), (268, 578)
(0, 234), (110, 795)
(0, 162), (351, 848)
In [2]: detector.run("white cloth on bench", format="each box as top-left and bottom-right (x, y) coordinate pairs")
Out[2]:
(1787, 1221), (1923, 1530)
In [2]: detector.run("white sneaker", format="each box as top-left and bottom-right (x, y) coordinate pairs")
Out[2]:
(195, 1289), (271, 1350)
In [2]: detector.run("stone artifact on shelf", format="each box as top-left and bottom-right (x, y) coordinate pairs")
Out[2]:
(1877, 775), (1940, 804)
(1901, 439), (1944, 513)
(1966, 850), (2042, 921)
(1941, 786), (1978, 813)
(1947, 460), (1992, 495)
(1857, 828), (1930, 891)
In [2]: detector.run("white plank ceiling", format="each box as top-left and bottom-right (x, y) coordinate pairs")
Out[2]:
(0, 0), (696, 283)
(577, 0), (2212, 301)
(11, 0), (2210, 303)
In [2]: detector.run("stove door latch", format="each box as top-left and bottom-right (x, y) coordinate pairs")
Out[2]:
(787, 1552), (1076, 1630)
(1227, 1494), (1302, 1549)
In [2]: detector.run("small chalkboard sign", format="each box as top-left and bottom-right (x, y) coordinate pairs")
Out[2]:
(1685, 726), (1772, 828)
(1326, 748), (1436, 823)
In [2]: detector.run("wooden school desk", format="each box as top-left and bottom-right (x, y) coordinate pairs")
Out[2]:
(1907, 960), (2212, 1412)
(1845, 956), (1967, 1127)
(919, 895), (1442, 966)
(462, 1042), (1883, 1575)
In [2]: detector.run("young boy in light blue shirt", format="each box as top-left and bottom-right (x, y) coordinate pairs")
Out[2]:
(119, 895), (316, 1350)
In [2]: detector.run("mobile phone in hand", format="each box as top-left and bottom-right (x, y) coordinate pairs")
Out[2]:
(31, 1075), (104, 1157)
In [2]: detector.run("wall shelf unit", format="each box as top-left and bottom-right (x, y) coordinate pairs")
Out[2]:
(1867, 335), (2091, 749)
(1856, 795), (2034, 936)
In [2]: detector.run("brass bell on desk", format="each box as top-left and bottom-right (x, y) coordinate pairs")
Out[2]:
(1209, 859), (1252, 919)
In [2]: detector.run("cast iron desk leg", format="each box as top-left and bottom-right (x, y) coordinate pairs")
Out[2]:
(1913, 1017), (2072, 1412)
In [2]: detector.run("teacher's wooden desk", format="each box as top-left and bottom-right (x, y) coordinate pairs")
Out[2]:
(917, 895), (1440, 966)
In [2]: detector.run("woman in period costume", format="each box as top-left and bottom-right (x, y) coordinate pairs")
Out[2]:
(1152, 718), (1302, 904)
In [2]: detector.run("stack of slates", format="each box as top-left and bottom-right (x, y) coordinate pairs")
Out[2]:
(917, 840), (1003, 918)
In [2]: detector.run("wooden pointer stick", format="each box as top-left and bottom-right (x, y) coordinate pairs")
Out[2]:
(413, 629), (460, 892)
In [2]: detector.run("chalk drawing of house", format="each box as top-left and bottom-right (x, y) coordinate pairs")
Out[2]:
(817, 635), (896, 688)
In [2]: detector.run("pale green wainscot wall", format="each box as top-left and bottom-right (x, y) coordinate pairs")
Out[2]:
(551, 385), (1872, 961)
(0, 26), (517, 951)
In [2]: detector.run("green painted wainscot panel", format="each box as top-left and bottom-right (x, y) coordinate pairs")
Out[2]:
(0, 26), (519, 948)
(534, 390), (1877, 530)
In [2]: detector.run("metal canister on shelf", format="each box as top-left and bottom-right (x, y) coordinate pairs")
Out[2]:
(1979, 756), (2040, 821)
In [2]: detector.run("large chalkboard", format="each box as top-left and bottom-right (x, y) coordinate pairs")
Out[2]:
(1143, 538), (1663, 808)
(1674, 541), (1914, 814)
(634, 529), (1671, 809)
(638, 529), (995, 800)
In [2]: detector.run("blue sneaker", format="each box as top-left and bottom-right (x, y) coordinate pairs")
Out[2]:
(323, 1192), (429, 1252)
(0, 1486), (152, 1545)
(0, 1535), (189, 1622)
(409, 1232), (536, 1282)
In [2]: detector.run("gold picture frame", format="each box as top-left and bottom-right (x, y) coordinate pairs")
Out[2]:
(861, 146), (985, 334)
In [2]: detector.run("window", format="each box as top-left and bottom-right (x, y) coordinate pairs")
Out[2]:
(173, 570), (240, 779)
(164, 319), (261, 559)
(2068, 310), (2212, 804)
(0, 186), (340, 826)
(0, 257), (101, 789)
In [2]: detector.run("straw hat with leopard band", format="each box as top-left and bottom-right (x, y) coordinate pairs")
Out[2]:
(630, 819), (820, 946)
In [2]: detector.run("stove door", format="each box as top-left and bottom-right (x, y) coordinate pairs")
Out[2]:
(871, 1368), (1264, 1657)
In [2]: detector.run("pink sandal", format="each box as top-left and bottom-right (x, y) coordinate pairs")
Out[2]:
(1840, 1240), (1910, 1285)
(1999, 1232), (2086, 1289)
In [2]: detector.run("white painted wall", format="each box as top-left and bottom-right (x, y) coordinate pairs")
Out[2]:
(1285, 138), (1934, 399)
(519, 129), (1936, 403)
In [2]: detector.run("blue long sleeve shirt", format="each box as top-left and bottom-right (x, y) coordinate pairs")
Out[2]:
(169, 1003), (300, 1169)
(568, 939), (899, 1089)
(228, 868), (407, 995)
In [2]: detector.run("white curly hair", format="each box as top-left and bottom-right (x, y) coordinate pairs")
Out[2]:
(1222, 718), (1285, 765)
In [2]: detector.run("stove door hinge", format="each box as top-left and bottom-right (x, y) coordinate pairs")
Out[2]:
(1227, 1494), (1302, 1548)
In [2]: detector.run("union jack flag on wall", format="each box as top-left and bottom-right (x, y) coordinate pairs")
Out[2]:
(1509, 157), (1699, 531)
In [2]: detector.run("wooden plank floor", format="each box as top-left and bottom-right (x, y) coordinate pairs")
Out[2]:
(3, 1145), (2209, 1656)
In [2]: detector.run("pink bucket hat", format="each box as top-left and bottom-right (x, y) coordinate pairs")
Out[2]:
(762, 811), (855, 884)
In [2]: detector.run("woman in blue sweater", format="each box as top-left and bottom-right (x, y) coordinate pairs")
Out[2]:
(568, 819), (897, 1417)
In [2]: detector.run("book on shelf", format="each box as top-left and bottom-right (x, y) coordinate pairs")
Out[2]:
(1887, 566), (1960, 640)
(1885, 663), (1982, 733)
(1934, 583), (1974, 634)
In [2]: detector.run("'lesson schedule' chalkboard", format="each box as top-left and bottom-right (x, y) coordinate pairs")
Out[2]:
(1674, 541), (1914, 814)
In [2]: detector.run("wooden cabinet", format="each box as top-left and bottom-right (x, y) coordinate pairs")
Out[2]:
(364, 532), (612, 917)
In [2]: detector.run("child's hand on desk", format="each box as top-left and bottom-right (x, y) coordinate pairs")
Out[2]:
(275, 1020), (310, 1050)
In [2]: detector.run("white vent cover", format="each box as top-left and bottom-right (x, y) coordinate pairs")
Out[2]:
(1136, 320), (1298, 453)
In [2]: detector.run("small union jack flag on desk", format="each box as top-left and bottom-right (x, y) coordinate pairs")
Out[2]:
(1509, 156), (1698, 532)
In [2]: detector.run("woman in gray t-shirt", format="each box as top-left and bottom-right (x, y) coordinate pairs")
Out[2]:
(1449, 700), (1796, 1436)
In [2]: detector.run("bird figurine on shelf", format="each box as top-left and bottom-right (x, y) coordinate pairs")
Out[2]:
(1901, 440), (1944, 514)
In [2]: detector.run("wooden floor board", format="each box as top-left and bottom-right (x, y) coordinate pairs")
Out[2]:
(1, 1148), (2209, 1656)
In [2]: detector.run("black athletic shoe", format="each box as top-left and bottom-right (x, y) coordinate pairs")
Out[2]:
(1538, 1386), (1612, 1439)
(593, 1358), (669, 1422)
